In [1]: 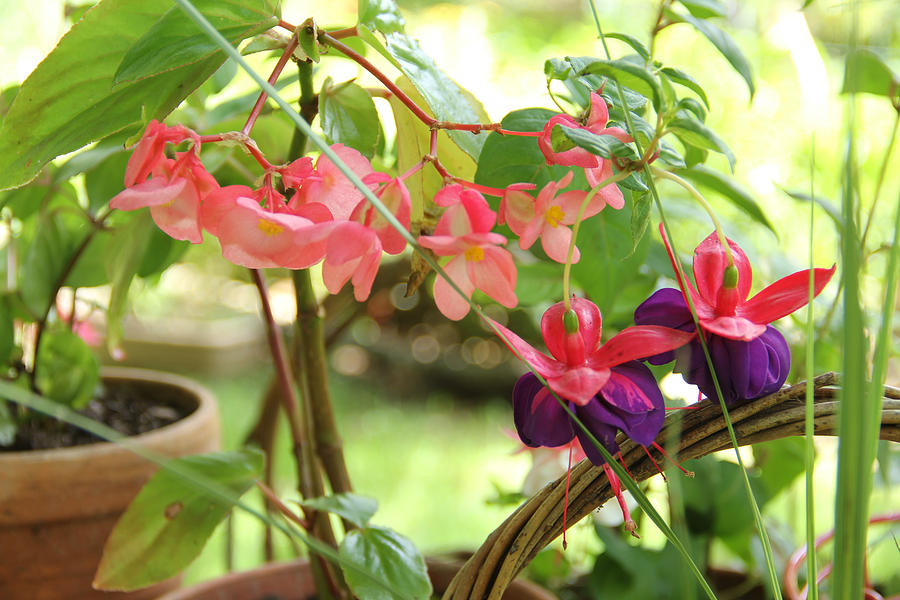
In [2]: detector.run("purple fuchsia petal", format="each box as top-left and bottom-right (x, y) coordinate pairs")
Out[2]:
(572, 400), (626, 465)
(601, 362), (666, 447)
(512, 374), (575, 448)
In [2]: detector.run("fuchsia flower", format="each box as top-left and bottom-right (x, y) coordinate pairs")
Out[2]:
(634, 227), (835, 404)
(111, 122), (216, 243)
(500, 171), (594, 263)
(537, 92), (631, 209)
(491, 298), (694, 465)
(418, 185), (517, 321)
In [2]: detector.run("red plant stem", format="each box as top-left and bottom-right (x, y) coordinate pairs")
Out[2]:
(278, 19), (296, 31)
(241, 33), (300, 136)
(327, 26), (358, 39)
(198, 134), (275, 171)
(256, 480), (311, 531)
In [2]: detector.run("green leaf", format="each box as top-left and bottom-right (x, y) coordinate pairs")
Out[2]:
(781, 188), (843, 232)
(474, 108), (572, 190)
(603, 32), (651, 61)
(572, 200), (651, 317)
(675, 165), (776, 233)
(562, 57), (648, 112)
(19, 214), (75, 317)
(668, 115), (735, 171)
(358, 0), (486, 159)
(515, 262), (565, 306)
(339, 525), (432, 600)
(319, 78), (381, 158)
(388, 76), (476, 227)
(105, 212), (157, 356)
(670, 9), (755, 98)
(114, 0), (278, 84)
(94, 450), (264, 591)
(658, 140), (686, 168)
(85, 150), (130, 213)
(841, 49), (899, 98)
(544, 58), (572, 81)
(579, 58), (663, 110)
(753, 438), (806, 499)
(629, 191), (652, 257)
(677, 0), (727, 18)
(676, 98), (707, 122)
(301, 493), (378, 528)
(34, 327), (100, 409)
(661, 67), (710, 110)
(0, 0), (229, 191)
(0, 297), (15, 365)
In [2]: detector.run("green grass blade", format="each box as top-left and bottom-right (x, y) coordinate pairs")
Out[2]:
(804, 136), (818, 600)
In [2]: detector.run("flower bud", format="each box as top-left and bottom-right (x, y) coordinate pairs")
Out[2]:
(563, 308), (580, 334)
(722, 264), (739, 289)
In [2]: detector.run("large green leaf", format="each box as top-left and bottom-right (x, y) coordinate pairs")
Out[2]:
(0, 0), (231, 191)
(319, 78), (382, 158)
(675, 165), (776, 234)
(358, 0), (487, 159)
(34, 327), (100, 410)
(660, 66), (710, 110)
(94, 450), (264, 591)
(579, 58), (663, 110)
(339, 525), (432, 600)
(19, 213), (78, 317)
(841, 49), (899, 98)
(668, 9), (755, 98)
(114, 0), (278, 84)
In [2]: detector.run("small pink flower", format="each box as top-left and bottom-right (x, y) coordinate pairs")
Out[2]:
(500, 171), (594, 264)
(350, 173), (411, 255)
(418, 185), (517, 321)
(291, 144), (374, 221)
(202, 185), (325, 269)
(110, 151), (217, 243)
(123, 120), (199, 188)
(537, 93), (631, 210)
(280, 156), (314, 189)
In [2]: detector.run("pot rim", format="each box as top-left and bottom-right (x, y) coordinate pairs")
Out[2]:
(1, 366), (218, 461)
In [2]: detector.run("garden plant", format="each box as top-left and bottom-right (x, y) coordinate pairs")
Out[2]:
(0, 0), (898, 599)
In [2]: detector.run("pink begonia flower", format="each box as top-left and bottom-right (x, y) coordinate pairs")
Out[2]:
(537, 92), (631, 210)
(123, 120), (199, 188)
(500, 171), (595, 264)
(280, 156), (314, 189)
(662, 228), (836, 342)
(291, 144), (373, 221)
(110, 150), (217, 243)
(201, 185), (325, 269)
(350, 173), (411, 256)
(418, 185), (517, 321)
(315, 175), (412, 301)
(489, 297), (694, 406)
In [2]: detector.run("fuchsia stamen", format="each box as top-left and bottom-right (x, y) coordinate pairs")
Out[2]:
(651, 442), (695, 478)
(602, 463), (638, 538)
(643, 446), (667, 482)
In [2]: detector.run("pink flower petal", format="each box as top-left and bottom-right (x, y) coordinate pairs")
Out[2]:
(110, 177), (186, 210)
(585, 92), (610, 130)
(739, 265), (836, 326)
(585, 161), (625, 210)
(538, 115), (600, 168)
(692, 232), (753, 306)
(547, 366), (611, 406)
(540, 223), (579, 264)
(485, 317), (567, 379)
(433, 255), (475, 320)
(590, 325), (695, 369)
(470, 245), (518, 308)
(701, 315), (767, 341)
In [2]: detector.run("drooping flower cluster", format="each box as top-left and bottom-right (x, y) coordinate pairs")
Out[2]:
(634, 227), (835, 404)
(488, 298), (694, 465)
(111, 123), (410, 301)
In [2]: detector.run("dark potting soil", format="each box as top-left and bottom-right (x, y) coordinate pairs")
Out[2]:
(2, 379), (194, 452)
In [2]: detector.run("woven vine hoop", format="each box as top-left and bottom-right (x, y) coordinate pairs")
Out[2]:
(442, 373), (900, 600)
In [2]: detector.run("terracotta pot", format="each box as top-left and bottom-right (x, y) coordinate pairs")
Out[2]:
(0, 367), (221, 600)
(156, 557), (557, 600)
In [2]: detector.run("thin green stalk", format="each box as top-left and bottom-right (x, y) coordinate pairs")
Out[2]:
(562, 169), (632, 307)
(804, 137), (818, 600)
(589, 4), (781, 597)
(860, 111), (900, 251)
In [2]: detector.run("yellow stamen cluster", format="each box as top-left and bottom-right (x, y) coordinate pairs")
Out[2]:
(545, 205), (565, 228)
(257, 219), (284, 237)
(464, 246), (485, 262)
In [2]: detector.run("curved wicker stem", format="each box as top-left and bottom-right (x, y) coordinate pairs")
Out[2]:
(443, 374), (900, 600)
